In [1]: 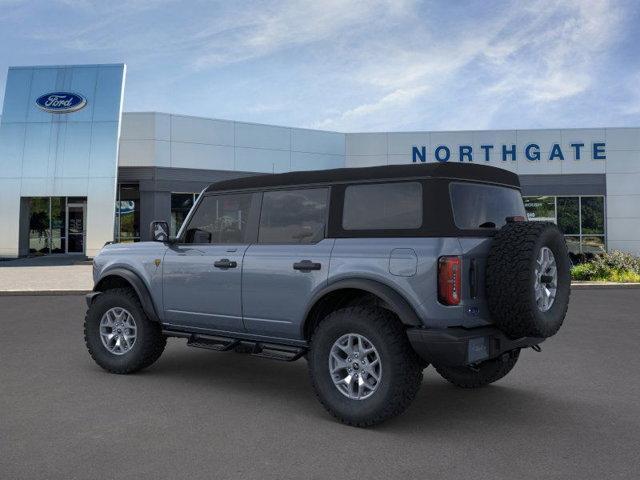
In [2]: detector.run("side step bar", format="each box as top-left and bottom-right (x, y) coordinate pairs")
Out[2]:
(251, 343), (306, 362)
(187, 334), (240, 352)
(164, 331), (306, 362)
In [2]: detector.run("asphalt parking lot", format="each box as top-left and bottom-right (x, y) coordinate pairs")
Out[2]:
(1, 289), (639, 480)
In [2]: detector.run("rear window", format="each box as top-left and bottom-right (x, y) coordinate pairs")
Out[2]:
(343, 182), (422, 230)
(450, 182), (525, 230)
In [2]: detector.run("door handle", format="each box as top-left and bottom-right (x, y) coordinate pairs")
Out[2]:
(293, 260), (321, 271)
(214, 258), (237, 269)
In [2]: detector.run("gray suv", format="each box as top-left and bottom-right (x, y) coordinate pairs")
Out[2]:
(85, 163), (570, 426)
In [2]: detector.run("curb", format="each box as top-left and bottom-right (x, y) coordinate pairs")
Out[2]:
(571, 282), (640, 289)
(0, 290), (91, 296)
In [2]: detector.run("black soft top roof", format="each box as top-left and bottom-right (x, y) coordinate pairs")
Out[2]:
(204, 162), (520, 193)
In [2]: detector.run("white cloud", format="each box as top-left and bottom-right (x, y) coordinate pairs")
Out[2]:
(190, 0), (413, 69)
(314, 0), (625, 130)
(1, 0), (631, 130)
(482, 0), (621, 103)
(313, 85), (428, 130)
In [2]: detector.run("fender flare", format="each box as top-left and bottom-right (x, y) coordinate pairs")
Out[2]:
(92, 267), (161, 323)
(303, 278), (422, 331)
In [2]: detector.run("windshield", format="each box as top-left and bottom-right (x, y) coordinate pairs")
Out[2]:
(449, 182), (525, 230)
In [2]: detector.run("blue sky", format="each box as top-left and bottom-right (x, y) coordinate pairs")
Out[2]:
(0, 0), (639, 132)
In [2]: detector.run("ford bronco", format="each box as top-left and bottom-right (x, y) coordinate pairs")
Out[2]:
(85, 163), (570, 426)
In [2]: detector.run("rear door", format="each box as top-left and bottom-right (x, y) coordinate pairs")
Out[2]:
(242, 187), (333, 339)
(449, 181), (526, 316)
(162, 192), (258, 333)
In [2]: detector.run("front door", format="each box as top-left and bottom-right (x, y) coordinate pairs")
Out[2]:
(162, 192), (257, 333)
(242, 187), (332, 340)
(66, 203), (86, 254)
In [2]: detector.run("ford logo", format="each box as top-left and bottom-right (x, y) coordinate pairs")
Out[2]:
(35, 92), (87, 114)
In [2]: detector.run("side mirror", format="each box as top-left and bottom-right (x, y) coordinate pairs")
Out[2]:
(150, 221), (169, 242)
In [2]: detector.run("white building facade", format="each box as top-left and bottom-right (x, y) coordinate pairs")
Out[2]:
(1, 64), (639, 258)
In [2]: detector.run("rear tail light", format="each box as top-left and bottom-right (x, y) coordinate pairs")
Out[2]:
(438, 256), (461, 306)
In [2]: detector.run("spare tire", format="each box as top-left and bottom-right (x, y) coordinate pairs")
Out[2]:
(486, 221), (570, 339)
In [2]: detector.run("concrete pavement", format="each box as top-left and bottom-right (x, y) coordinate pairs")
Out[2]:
(0, 256), (92, 294)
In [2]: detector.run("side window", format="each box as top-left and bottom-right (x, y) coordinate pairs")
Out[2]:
(183, 193), (253, 244)
(342, 182), (422, 230)
(258, 188), (328, 244)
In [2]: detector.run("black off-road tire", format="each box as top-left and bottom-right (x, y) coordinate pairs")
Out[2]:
(435, 349), (520, 388)
(84, 288), (166, 374)
(308, 306), (423, 427)
(486, 221), (570, 339)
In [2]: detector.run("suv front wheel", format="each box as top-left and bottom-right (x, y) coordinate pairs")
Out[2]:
(84, 288), (166, 374)
(308, 306), (423, 427)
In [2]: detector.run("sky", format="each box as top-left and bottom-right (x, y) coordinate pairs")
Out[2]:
(0, 0), (639, 132)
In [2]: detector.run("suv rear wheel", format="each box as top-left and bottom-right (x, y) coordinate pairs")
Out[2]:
(434, 349), (520, 388)
(308, 306), (423, 427)
(84, 288), (166, 374)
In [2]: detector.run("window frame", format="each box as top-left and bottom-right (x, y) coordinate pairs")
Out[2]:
(523, 194), (606, 253)
(177, 191), (261, 245)
(170, 192), (200, 237)
(330, 178), (528, 238)
(256, 186), (331, 245)
(114, 183), (141, 243)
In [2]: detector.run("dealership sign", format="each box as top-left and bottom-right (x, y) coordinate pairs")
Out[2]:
(35, 92), (87, 114)
(412, 142), (606, 163)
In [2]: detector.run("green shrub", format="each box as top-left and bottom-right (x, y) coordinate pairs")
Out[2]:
(570, 263), (596, 281)
(571, 250), (640, 282)
(607, 269), (640, 283)
(591, 250), (640, 273)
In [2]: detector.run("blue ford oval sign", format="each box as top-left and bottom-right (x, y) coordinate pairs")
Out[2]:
(35, 92), (87, 114)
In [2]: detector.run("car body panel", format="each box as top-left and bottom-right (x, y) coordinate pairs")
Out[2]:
(162, 243), (249, 332)
(241, 239), (335, 338)
(327, 237), (489, 329)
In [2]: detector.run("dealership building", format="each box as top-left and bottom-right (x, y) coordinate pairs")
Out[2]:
(1, 63), (639, 258)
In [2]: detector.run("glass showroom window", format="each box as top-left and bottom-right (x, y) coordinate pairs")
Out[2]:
(27, 196), (81, 255)
(114, 184), (140, 242)
(523, 196), (606, 254)
(28, 197), (53, 255)
(171, 193), (199, 236)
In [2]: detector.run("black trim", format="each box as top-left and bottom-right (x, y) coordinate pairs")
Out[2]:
(85, 291), (101, 308)
(406, 326), (542, 367)
(328, 178), (516, 238)
(205, 163), (520, 193)
(303, 278), (423, 331)
(94, 268), (160, 323)
(191, 164), (524, 240)
(293, 260), (322, 271)
(162, 324), (309, 348)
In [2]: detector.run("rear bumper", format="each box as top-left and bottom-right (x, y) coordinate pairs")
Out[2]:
(406, 326), (543, 367)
